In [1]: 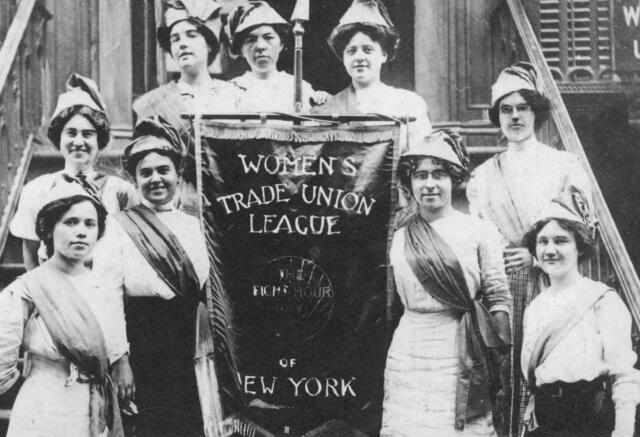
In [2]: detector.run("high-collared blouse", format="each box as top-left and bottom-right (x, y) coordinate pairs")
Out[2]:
(232, 70), (316, 113)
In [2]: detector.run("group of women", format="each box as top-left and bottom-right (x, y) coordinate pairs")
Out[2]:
(0, 0), (638, 436)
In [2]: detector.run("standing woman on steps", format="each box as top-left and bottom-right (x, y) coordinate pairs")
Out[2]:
(466, 62), (593, 437)
(9, 73), (137, 270)
(520, 189), (639, 437)
(0, 183), (127, 437)
(316, 0), (432, 148)
(133, 0), (243, 215)
(382, 130), (511, 436)
(92, 116), (210, 437)
(226, 1), (329, 112)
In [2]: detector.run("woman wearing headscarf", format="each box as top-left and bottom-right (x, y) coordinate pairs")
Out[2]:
(383, 130), (511, 436)
(520, 188), (639, 437)
(0, 183), (126, 437)
(92, 116), (209, 437)
(466, 62), (592, 436)
(10, 73), (137, 270)
(226, 1), (329, 112)
(317, 0), (431, 144)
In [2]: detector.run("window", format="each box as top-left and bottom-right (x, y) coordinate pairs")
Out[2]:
(539, 0), (613, 83)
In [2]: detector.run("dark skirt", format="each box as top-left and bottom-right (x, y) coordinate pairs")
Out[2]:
(125, 295), (202, 436)
(526, 377), (614, 437)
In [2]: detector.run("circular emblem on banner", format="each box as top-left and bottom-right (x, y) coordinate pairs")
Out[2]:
(250, 256), (334, 344)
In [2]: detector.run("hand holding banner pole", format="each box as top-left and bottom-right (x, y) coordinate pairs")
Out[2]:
(291, 0), (309, 113)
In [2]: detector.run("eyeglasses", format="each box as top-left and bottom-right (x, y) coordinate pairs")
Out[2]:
(499, 104), (532, 115)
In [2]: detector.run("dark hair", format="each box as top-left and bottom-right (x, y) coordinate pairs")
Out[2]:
(158, 19), (220, 65)
(35, 195), (108, 258)
(47, 105), (110, 150)
(398, 156), (468, 191)
(489, 89), (551, 129)
(328, 23), (399, 61)
(232, 23), (290, 56)
(126, 149), (182, 181)
(523, 217), (596, 265)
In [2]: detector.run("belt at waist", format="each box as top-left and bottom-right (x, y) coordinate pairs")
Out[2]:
(28, 353), (91, 383)
(536, 375), (608, 398)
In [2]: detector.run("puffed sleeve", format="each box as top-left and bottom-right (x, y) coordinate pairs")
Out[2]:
(478, 219), (510, 314)
(92, 218), (129, 363)
(9, 178), (43, 241)
(595, 292), (640, 437)
(595, 292), (640, 403)
(0, 282), (32, 394)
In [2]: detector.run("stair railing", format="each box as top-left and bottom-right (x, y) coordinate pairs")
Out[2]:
(505, 0), (640, 326)
(0, 0), (51, 259)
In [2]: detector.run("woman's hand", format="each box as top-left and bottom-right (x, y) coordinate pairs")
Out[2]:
(503, 247), (533, 273)
(310, 91), (330, 107)
(111, 353), (135, 403)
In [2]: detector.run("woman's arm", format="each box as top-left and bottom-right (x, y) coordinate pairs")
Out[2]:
(0, 284), (31, 394)
(478, 220), (511, 317)
(595, 292), (640, 437)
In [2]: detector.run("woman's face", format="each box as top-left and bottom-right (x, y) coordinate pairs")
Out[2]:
(342, 32), (387, 87)
(52, 200), (99, 262)
(498, 91), (536, 145)
(170, 20), (210, 72)
(411, 157), (452, 214)
(241, 25), (283, 75)
(59, 114), (99, 170)
(535, 220), (580, 280)
(135, 151), (179, 207)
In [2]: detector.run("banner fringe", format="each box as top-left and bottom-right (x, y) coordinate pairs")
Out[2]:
(200, 122), (398, 143)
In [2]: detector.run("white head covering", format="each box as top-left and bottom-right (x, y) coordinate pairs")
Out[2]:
(226, 1), (288, 55)
(402, 129), (469, 170)
(47, 73), (110, 149)
(156, 0), (223, 52)
(491, 62), (542, 106)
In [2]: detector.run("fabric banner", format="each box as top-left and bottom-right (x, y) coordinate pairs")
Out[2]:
(197, 121), (401, 436)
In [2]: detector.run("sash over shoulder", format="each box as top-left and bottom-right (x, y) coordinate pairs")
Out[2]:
(114, 204), (202, 304)
(19, 265), (123, 437)
(404, 214), (510, 430)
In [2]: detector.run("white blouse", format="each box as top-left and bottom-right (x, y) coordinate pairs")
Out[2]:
(0, 271), (128, 394)
(466, 142), (591, 243)
(390, 211), (510, 314)
(92, 202), (210, 300)
(521, 277), (640, 406)
(232, 70), (316, 113)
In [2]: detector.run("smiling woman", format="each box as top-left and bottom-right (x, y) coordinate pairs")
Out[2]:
(519, 190), (640, 437)
(93, 116), (210, 437)
(383, 130), (510, 436)
(315, 0), (431, 151)
(466, 62), (594, 436)
(9, 74), (137, 270)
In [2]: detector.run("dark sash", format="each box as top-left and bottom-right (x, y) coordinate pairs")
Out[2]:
(114, 204), (201, 304)
(132, 82), (191, 144)
(19, 265), (123, 437)
(404, 215), (510, 430)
